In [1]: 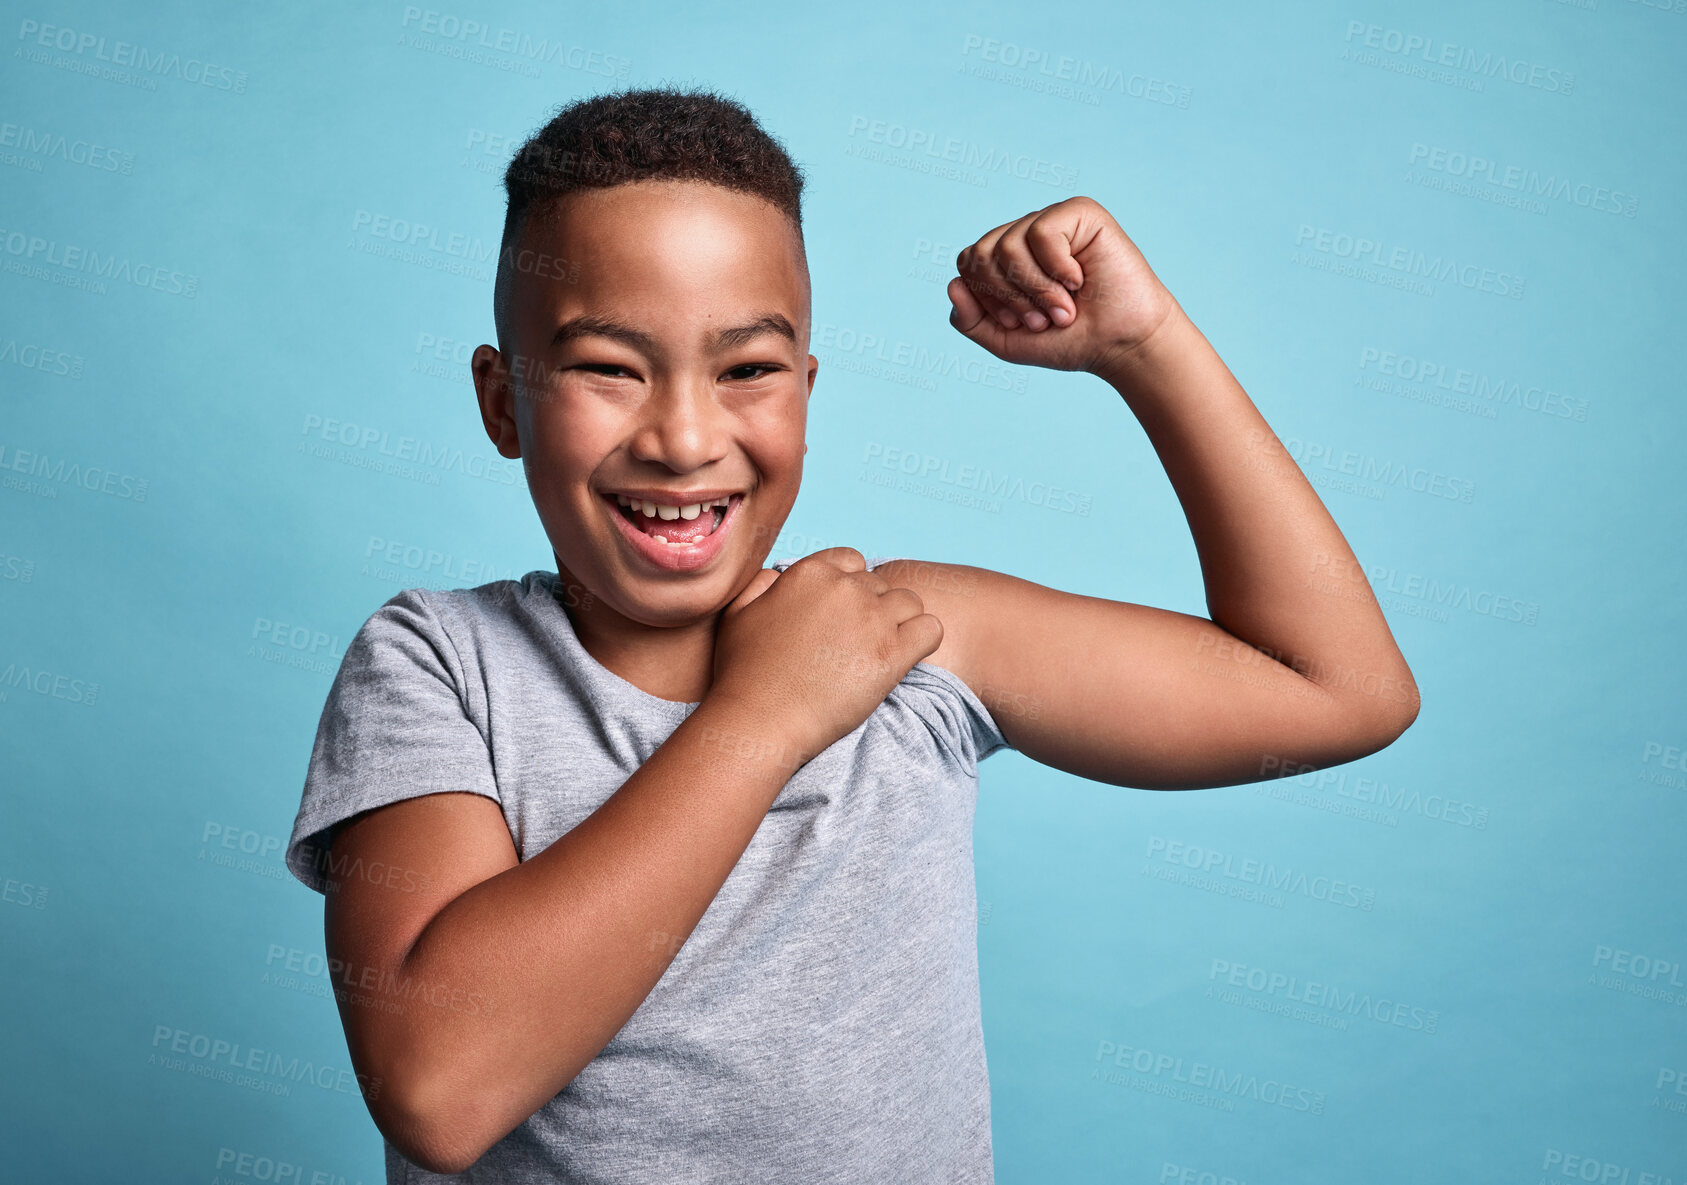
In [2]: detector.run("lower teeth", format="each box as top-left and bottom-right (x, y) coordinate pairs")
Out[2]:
(630, 502), (729, 545)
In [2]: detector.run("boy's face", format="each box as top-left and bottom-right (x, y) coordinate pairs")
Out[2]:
(474, 180), (816, 628)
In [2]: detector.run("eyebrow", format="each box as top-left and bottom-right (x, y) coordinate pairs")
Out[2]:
(713, 313), (796, 350)
(551, 312), (796, 352)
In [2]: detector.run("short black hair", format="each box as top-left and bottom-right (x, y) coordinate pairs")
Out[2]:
(493, 86), (807, 347)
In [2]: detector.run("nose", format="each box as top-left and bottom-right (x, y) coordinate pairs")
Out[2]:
(626, 373), (730, 473)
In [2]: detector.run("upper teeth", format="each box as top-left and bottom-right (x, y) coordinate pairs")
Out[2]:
(615, 494), (734, 521)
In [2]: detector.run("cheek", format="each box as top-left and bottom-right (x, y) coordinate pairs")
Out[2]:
(743, 425), (805, 479)
(526, 395), (608, 465)
(744, 389), (807, 444)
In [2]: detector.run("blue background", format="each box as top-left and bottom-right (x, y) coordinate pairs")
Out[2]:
(3, 1), (1684, 1181)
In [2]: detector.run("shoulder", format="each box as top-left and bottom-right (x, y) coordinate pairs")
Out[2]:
(352, 572), (547, 664)
(868, 558), (995, 693)
(382, 571), (550, 627)
(763, 554), (987, 686)
(871, 557), (1023, 766)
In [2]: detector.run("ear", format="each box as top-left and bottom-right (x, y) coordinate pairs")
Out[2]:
(473, 344), (521, 459)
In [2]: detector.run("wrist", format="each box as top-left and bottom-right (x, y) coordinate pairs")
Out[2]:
(685, 692), (827, 780)
(1091, 297), (1189, 392)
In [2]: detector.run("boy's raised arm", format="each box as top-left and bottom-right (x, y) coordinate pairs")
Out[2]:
(905, 196), (1419, 790)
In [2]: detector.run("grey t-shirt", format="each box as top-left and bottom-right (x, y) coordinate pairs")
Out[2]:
(285, 556), (1010, 1183)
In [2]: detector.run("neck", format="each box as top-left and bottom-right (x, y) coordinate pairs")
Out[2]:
(554, 566), (720, 705)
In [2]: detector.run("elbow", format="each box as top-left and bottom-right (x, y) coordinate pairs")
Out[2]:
(417, 1145), (486, 1178)
(398, 1138), (481, 1178)
(405, 1134), (485, 1179)
(370, 1066), (498, 1175)
(1387, 669), (1422, 737)
(1359, 672), (1421, 753)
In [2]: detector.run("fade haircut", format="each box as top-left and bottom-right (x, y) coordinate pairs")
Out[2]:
(492, 86), (808, 350)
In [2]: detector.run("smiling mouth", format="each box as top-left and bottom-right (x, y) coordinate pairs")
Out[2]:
(602, 492), (740, 543)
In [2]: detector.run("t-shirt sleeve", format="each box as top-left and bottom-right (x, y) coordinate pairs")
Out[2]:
(285, 587), (501, 895)
(902, 661), (1014, 770)
(762, 553), (1012, 769)
(865, 554), (1011, 767)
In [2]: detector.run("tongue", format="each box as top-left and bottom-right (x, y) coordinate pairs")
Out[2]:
(631, 507), (716, 543)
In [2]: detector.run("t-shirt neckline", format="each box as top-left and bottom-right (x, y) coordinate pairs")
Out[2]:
(534, 570), (701, 717)
(528, 557), (909, 720)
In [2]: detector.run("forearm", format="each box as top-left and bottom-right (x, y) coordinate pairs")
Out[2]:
(1097, 300), (1418, 728)
(386, 696), (804, 1165)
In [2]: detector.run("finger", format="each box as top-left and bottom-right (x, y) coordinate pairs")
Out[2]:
(965, 277), (1021, 330)
(809, 546), (866, 573)
(1025, 210), (1086, 301)
(969, 219), (1040, 328)
(946, 276), (1014, 356)
(958, 267), (1020, 329)
(879, 585), (928, 622)
(956, 227), (1023, 330)
(896, 608), (944, 666)
(975, 218), (1052, 330)
(995, 218), (1075, 330)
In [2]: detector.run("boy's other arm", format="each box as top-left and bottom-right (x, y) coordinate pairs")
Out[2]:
(321, 695), (801, 1174)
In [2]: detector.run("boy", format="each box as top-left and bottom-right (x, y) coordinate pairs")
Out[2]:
(286, 87), (1418, 1181)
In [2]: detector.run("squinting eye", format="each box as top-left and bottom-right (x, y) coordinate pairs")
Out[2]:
(576, 364), (631, 377)
(724, 365), (778, 381)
